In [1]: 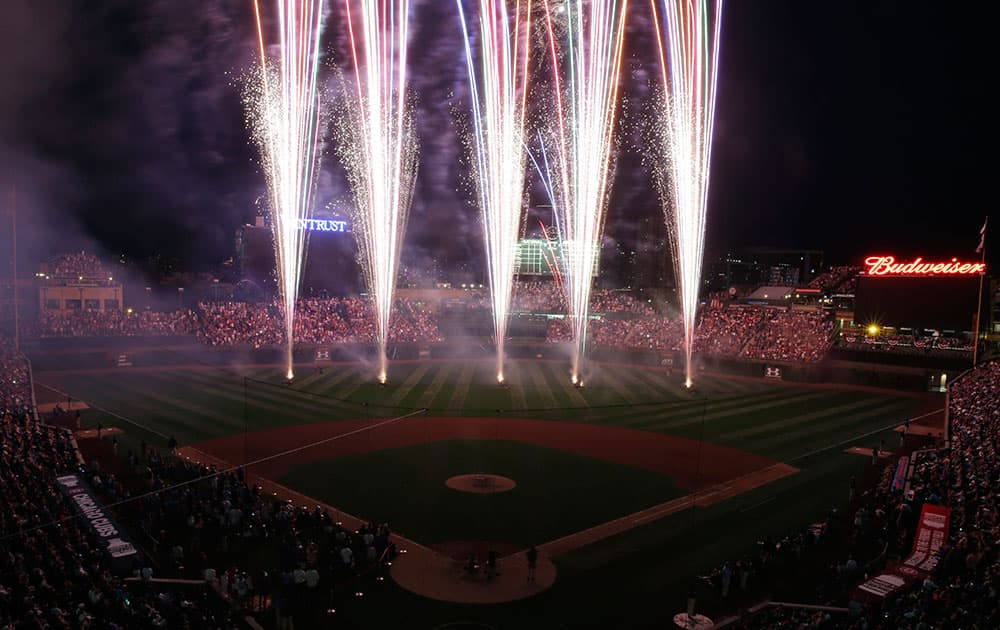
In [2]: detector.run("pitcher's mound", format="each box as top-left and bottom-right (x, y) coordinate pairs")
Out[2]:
(446, 474), (516, 494)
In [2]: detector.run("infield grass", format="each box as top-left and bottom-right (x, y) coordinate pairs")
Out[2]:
(279, 439), (684, 546)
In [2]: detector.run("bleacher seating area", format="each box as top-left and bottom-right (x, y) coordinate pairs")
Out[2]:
(29, 280), (840, 364)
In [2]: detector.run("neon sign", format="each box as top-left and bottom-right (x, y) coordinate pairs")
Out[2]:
(297, 219), (348, 233)
(864, 256), (986, 276)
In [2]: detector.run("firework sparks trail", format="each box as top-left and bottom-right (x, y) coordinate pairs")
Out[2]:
(540, 0), (629, 382)
(339, 0), (418, 383)
(538, 221), (565, 299)
(249, 0), (327, 380)
(457, 0), (533, 384)
(650, 0), (723, 388)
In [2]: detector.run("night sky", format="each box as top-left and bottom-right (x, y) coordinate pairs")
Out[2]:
(0, 1), (991, 278)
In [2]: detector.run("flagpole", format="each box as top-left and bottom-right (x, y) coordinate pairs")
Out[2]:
(972, 219), (987, 366)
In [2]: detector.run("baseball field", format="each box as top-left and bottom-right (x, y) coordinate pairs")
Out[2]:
(34, 358), (938, 627)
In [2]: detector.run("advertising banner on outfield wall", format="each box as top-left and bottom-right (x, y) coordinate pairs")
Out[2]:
(55, 473), (140, 573)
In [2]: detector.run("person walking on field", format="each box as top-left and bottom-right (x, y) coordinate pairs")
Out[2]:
(526, 546), (538, 582)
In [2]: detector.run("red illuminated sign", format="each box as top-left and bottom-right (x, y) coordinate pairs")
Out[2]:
(864, 256), (986, 276)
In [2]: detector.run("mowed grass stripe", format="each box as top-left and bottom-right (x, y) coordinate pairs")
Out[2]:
(444, 361), (476, 410)
(385, 363), (431, 407)
(618, 389), (800, 429)
(691, 374), (749, 396)
(180, 369), (355, 419)
(627, 369), (682, 400)
(508, 366), (529, 411)
(330, 369), (370, 402)
(592, 365), (642, 405)
(765, 411), (908, 464)
(541, 362), (589, 408)
(644, 370), (690, 398)
(70, 373), (238, 443)
(748, 399), (913, 455)
(778, 415), (907, 463)
(139, 373), (314, 435)
(524, 361), (559, 409)
(308, 365), (365, 396)
(288, 367), (327, 390)
(674, 391), (873, 438)
(652, 389), (835, 431)
(656, 392), (864, 445)
(426, 381), (458, 411)
(582, 389), (758, 428)
(719, 395), (893, 441)
(136, 372), (254, 427)
(172, 370), (363, 426)
(413, 363), (453, 408)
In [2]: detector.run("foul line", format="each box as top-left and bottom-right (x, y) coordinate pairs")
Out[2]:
(787, 407), (943, 464)
(34, 380), (172, 441)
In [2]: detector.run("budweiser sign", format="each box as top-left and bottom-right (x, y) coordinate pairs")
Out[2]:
(864, 256), (986, 276)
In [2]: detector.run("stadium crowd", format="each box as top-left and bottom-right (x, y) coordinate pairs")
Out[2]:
(0, 339), (242, 628)
(740, 310), (834, 362)
(46, 252), (112, 281)
(127, 448), (397, 627)
(693, 307), (768, 356)
(196, 297), (442, 347)
(725, 359), (1000, 628)
(808, 266), (861, 294)
(29, 287), (838, 363)
(1, 335), (402, 627)
(31, 309), (199, 338)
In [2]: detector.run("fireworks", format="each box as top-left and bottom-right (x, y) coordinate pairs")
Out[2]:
(650, 0), (723, 388)
(338, 0), (418, 383)
(248, 0), (327, 379)
(540, 0), (629, 382)
(457, 0), (533, 384)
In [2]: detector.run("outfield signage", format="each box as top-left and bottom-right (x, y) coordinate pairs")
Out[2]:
(55, 473), (139, 572)
(864, 255), (986, 276)
(297, 218), (349, 233)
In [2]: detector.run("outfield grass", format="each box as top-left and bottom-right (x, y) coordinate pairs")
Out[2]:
(35, 359), (918, 465)
(33, 358), (931, 627)
(279, 439), (683, 546)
